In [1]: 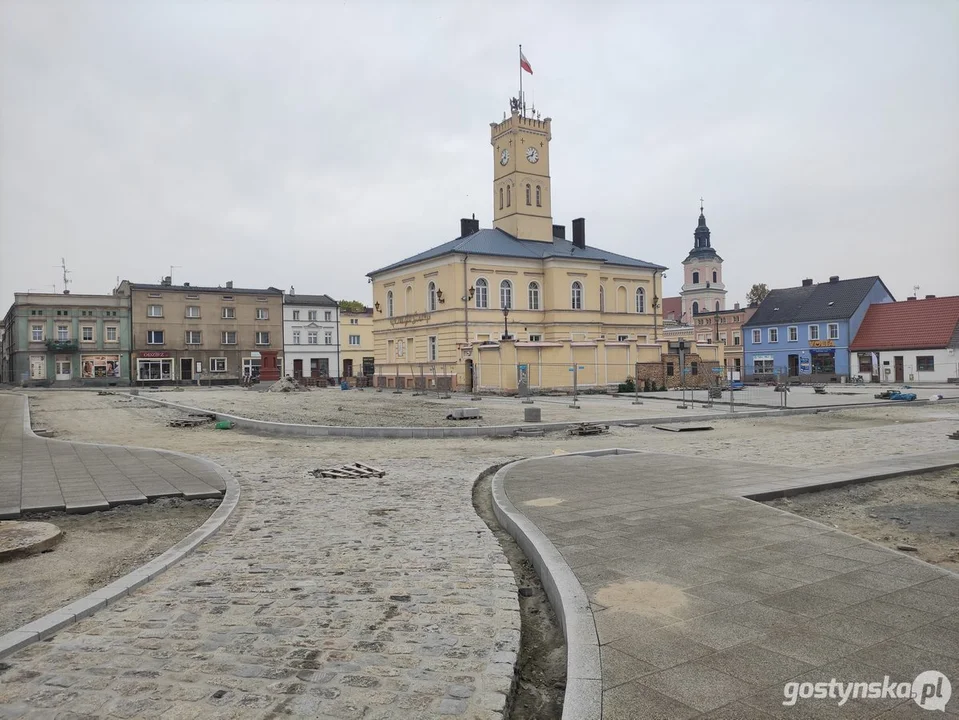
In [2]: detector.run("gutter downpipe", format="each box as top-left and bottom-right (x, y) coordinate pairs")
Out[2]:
(463, 254), (470, 344)
(653, 270), (660, 342)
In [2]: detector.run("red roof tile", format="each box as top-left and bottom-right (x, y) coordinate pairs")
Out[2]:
(662, 296), (682, 321)
(850, 296), (959, 351)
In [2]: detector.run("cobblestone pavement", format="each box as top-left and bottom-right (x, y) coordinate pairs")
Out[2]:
(0, 395), (520, 719)
(503, 450), (959, 719)
(0, 393), (224, 519)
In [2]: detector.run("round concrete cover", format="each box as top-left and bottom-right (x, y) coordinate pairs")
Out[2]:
(0, 521), (64, 562)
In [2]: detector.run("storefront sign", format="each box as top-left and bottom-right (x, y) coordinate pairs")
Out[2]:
(139, 351), (171, 358)
(809, 340), (835, 348)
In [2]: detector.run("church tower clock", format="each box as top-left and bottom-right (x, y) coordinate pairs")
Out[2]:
(490, 100), (553, 242)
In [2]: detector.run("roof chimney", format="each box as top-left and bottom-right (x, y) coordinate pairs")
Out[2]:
(553, 224), (566, 240)
(802, 278), (814, 287)
(161, 276), (172, 287)
(734, 302), (740, 310)
(183, 282), (190, 287)
(829, 275), (839, 283)
(290, 286), (295, 296)
(460, 217), (479, 237)
(925, 294), (935, 299)
(226, 281), (233, 289)
(572, 218), (586, 249)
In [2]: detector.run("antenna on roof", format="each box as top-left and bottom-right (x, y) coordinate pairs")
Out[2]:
(913, 284), (920, 297)
(52, 258), (71, 294)
(170, 265), (182, 285)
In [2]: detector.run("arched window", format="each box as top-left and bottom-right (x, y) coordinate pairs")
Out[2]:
(500, 279), (513, 309)
(525, 184), (531, 206)
(427, 281), (437, 312)
(715, 300), (721, 312)
(499, 187), (503, 210)
(712, 270), (717, 283)
(528, 281), (540, 310)
(599, 286), (605, 313)
(616, 286), (627, 312)
(405, 285), (413, 314)
(506, 184), (511, 207)
(692, 301), (699, 316)
(635, 287), (646, 314)
(386, 290), (394, 318)
(535, 185), (542, 207)
(571, 281), (583, 310)
(692, 271), (700, 284)
(474, 278), (488, 308)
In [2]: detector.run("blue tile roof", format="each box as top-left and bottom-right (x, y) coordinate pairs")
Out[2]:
(366, 228), (667, 276)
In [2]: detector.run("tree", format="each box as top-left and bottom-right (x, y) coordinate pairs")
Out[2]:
(338, 300), (366, 313)
(746, 283), (770, 306)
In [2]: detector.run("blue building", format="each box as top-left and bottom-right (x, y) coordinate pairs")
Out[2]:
(743, 275), (894, 382)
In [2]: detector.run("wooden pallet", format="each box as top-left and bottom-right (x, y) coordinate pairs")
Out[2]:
(567, 423), (609, 436)
(168, 417), (214, 428)
(309, 463), (386, 479)
(948, 431), (959, 440)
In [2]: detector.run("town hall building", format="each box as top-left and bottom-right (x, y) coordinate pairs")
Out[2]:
(366, 95), (723, 392)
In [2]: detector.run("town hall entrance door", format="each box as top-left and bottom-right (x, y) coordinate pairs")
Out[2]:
(787, 354), (799, 377)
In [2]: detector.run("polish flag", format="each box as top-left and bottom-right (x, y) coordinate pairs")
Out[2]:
(520, 51), (533, 75)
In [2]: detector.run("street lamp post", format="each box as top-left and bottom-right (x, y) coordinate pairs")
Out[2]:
(502, 307), (510, 340)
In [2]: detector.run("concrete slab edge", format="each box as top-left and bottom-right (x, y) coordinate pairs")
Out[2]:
(491, 453), (607, 720)
(123, 391), (945, 440)
(0, 392), (241, 660)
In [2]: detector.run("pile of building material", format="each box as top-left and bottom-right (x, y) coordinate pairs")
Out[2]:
(309, 463), (386, 479)
(948, 430), (959, 441)
(446, 408), (482, 420)
(268, 376), (304, 393)
(168, 414), (216, 428)
(567, 423), (609, 436)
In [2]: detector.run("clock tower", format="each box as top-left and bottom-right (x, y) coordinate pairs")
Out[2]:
(490, 101), (553, 242)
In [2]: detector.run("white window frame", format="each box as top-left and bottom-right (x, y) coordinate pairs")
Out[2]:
(292, 310), (300, 321)
(137, 358), (173, 381)
(185, 330), (201, 345)
(292, 330), (301, 344)
(500, 279), (513, 309)
(527, 281), (540, 310)
(147, 330), (164, 345)
(719, 332), (727, 344)
(147, 304), (163, 317)
(768, 328), (779, 343)
(105, 326), (118, 342)
(571, 281), (583, 310)
(751, 329), (761, 344)
(635, 287), (646, 314)
(324, 331), (333, 345)
(809, 324), (820, 340)
(349, 334), (361, 346)
(222, 307), (236, 319)
(308, 310), (318, 321)
(255, 331), (270, 346)
(324, 311), (332, 322)
(474, 278), (489, 309)
(185, 306), (201, 318)
(428, 335), (437, 361)
(57, 325), (70, 341)
(255, 308), (268, 320)
(308, 331), (318, 344)
(787, 326), (798, 342)
(427, 282), (438, 312)
(221, 331), (237, 345)
(827, 323), (839, 340)
(733, 333), (740, 346)
(617, 334), (630, 342)
(210, 357), (227, 372)
(528, 333), (542, 342)
(31, 325), (44, 342)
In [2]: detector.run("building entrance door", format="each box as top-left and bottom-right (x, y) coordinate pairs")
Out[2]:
(465, 359), (474, 393)
(293, 359), (303, 379)
(55, 359), (72, 381)
(787, 354), (799, 377)
(343, 359), (353, 377)
(894, 356), (904, 383)
(30, 355), (46, 380)
(180, 358), (193, 381)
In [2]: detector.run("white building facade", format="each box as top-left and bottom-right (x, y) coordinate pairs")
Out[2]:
(282, 290), (340, 382)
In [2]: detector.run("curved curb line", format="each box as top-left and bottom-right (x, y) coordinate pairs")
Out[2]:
(0, 393), (241, 660)
(491, 452), (626, 720)
(122, 392), (956, 440)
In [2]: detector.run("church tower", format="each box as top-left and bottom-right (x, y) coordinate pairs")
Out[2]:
(680, 202), (727, 321)
(490, 100), (553, 242)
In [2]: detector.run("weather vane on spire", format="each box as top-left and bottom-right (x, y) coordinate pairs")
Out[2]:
(700, 197), (704, 214)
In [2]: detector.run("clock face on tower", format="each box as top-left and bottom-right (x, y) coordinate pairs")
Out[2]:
(526, 147), (539, 163)
(500, 148), (510, 166)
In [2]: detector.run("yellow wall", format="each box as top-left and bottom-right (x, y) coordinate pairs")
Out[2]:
(339, 310), (374, 376)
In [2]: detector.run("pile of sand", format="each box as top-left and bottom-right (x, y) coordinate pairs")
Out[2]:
(267, 376), (304, 393)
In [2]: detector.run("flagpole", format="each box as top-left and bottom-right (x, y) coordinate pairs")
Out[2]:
(519, 44), (523, 115)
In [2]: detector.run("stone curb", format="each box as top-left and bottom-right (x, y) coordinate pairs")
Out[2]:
(490, 452), (644, 720)
(0, 393), (242, 660)
(124, 392), (957, 439)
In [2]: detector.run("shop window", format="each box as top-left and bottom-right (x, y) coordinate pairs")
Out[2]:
(753, 358), (774, 374)
(137, 358), (172, 381)
(812, 352), (836, 374)
(210, 357), (227, 372)
(82, 355), (120, 378)
(917, 356), (935, 372)
(857, 353), (873, 372)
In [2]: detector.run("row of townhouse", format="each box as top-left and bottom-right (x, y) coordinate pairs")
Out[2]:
(741, 275), (959, 384)
(1, 279), (375, 387)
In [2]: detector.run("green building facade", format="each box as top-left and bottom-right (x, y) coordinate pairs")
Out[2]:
(1, 293), (132, 386)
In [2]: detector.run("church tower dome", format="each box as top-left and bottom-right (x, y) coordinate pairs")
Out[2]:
(680, 200), (727, 321)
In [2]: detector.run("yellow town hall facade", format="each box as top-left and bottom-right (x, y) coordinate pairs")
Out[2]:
(367, 99), (722, 391)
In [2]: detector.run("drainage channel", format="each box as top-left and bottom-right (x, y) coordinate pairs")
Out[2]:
(473, 464), (566, 720)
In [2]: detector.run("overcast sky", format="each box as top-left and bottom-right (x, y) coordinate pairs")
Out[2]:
(1, 1), (957, 312)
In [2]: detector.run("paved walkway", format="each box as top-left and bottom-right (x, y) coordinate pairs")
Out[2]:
(501, 449), (959, 719)
(0, 393), (224, 518)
